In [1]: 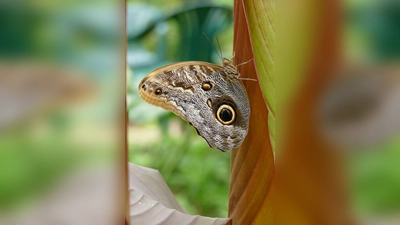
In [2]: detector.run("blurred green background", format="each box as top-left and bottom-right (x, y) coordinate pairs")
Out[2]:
(345, 0), (400, 218)
(0, 0), (122, 217)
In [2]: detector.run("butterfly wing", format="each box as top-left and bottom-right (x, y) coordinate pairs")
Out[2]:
(138, 61), (223, 120)
(138, 61), (250, 151)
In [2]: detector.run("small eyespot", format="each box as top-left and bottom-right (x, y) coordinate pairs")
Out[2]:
(155, 88), (162, 95)
(206, 99), (212, 107)
(202, 81), (212, 91)
(216, 104), (236, 125)
(141, 84), (146, 89)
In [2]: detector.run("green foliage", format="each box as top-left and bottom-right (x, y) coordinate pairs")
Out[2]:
(351, 138), (400, 215)
(0, 124), (84, 210)
(347, 0), (400, 61)
(244, 0), (275, 152)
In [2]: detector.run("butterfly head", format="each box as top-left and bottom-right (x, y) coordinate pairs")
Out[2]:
(222, 58), (239, 79)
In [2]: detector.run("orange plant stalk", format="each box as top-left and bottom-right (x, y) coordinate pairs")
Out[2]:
(229, 0), (354, 224)
(228, 0), (275, 224)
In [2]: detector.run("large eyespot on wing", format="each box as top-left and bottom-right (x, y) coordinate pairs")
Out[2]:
(210, 97), (241, 126)
(201, 97), (245, 152)
(216, 104), (236, 125)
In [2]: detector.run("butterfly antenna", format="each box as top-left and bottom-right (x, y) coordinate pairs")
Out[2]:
(215, 36), (224, 60)
(203, 32), (223, 61)
(231, 51), (236, 61)
(239, 77), (258, 82)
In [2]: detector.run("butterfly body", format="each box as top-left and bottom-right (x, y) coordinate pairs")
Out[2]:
(138, 58), (250, 152)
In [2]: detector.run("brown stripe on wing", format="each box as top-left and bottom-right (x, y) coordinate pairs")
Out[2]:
(164, 63), (224, 87)
(143, 62), (225, 92)
(200, 65), (219, 78)
(173, 81), (195, 93)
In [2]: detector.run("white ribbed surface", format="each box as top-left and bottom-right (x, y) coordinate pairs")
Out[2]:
(129, 163), (230, 225)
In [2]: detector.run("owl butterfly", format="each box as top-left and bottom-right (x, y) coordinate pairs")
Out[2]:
(138, 54), (251, 152)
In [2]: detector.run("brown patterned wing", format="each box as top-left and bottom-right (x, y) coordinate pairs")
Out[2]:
(138, 61), (250, 151)
(138, 61), (224, 119)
